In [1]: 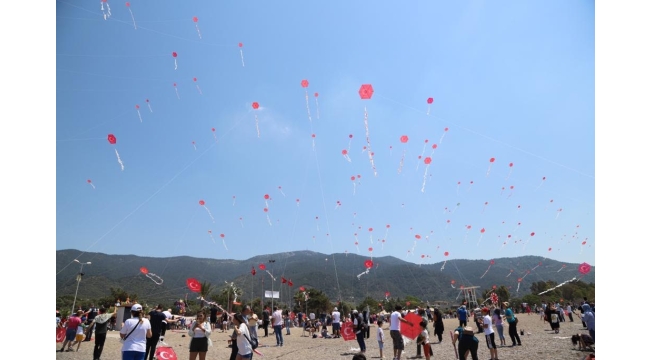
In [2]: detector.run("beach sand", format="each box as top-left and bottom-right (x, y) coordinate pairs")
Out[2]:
(55, 313), (594, 359)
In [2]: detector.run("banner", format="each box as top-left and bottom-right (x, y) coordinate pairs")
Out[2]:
(341, 322), (355, 341)
(155, 346), (178, 360)
(56, 328), (65, 343)
(264, 291), (279, 299)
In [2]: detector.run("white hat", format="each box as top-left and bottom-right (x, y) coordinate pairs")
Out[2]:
(352, 309), (358, 313)
(131, 304), (143, 312)
(333, 307), (338, 311)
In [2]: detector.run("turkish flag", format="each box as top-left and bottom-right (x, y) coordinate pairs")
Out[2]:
(56, 328), (65, 343)
(341, 322), (356, 341)
(155, 346), (178, 360)
(401, 312), (423, 340)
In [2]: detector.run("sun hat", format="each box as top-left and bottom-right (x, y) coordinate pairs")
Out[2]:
(502, 302), (509, 307)
(248, 313), (259, 325)
(333, 307), (338, 311)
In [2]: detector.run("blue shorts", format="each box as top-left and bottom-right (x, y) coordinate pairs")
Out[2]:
(239, 353), (253, 359)
(332, 323), (341, 331)
(378, 341), (384, 349)
(66, 328), (76, 341)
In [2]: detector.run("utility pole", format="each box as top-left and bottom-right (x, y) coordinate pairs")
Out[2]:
(269, 259), (276, 310)
(71, 260), (91, 315)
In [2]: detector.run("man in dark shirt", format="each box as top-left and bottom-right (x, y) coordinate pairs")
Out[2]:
(88, 307), (115, 360)
(262, 307), (270, 337)
(84, 304), (99, 341)
(210, 305), (218, 330)
(146, 304), (169, 360)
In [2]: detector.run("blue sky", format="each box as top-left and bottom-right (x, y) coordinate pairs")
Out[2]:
(55, 0), (595, 268)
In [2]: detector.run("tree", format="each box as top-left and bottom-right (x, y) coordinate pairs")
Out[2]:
(199, 281), (215, 301)
(356, 296), (380, 314)
(404, 295), (422, 308)
(293, 288), (331, 316)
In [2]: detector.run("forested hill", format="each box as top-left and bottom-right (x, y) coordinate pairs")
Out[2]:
(56, 249), (594, 305)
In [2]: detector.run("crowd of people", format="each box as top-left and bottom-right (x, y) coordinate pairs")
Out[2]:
(57, 297), (594, 360)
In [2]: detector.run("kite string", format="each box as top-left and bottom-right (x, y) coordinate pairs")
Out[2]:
(280, 153), (314, 279)
(57, 110), (251, 276)
(313, 144), (343, 303)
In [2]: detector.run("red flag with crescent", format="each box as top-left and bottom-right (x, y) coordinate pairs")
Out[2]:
(56, 328), (65, 342)
(281, 277), (287, 284)
(251, 267), (256, 276)
(155, 346), (178, 360)
(341, 321), (356, 341)
(288, 279), (293, 287)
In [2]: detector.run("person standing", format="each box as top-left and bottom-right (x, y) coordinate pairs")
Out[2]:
(417, 321), (432, 360)
(415, 308), (429, 358)
(188, 311), (212, 360)
(120, 304), (152, 360)
(59, 310), (83, 352)
(503, 302), (521, 347)
(272, 306), (284, 346)
(222, 311), (230, 333)
(284, 309), (292, 335)
(363, 310), (371, 339)
(210, 305), (218, 330)
(582, 303), (595, 343)
(389, 305), (413, 360)
(331, 307), (341, 338)
(579, 297), (588, 328)
(492, 308), (506, 347)
(353, 310), (366, 354)
(566, 304), (574, 322)
(432, 307), (445, 343)
(248, 313), (259, 358)
(84, 304), (99, 341)
(262, 307), (270, 337)
(87, 307), (116, 360)
(233, 313), (253, 360)
(376, 320), (385, 359)
(145, 304), (168, 360)
(481, 307), (498, 360)
(159, 308), (173, 345)
(457, 305), (468, 327)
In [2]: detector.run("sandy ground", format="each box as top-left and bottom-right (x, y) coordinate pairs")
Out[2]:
(55, 313), (595, 359)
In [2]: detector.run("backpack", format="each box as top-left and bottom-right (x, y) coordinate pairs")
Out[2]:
(245, 333), (258, 349)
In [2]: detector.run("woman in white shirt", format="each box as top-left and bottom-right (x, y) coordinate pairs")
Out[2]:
(120, 304), (152, 360)
(233, 313), (253, 359)
(188, 311), (212, 360)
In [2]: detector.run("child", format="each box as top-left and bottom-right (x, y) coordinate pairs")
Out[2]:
(571, 333), (594, 351)
(70, 322), (86, 352)
(376, 320), (385, 359)
(321, 326), (332, 338)
(417, 320), (432, 360)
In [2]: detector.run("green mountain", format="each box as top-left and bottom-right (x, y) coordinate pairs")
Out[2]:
(56, 249), (594, 306)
